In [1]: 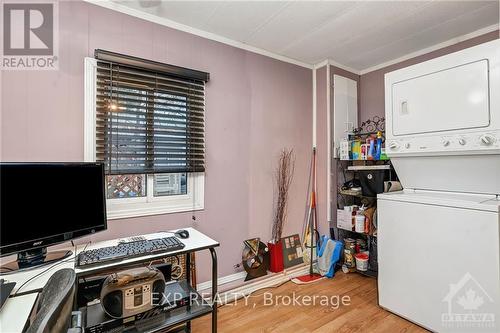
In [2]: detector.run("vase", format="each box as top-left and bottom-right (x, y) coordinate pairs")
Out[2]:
(268, 240), (284, 273)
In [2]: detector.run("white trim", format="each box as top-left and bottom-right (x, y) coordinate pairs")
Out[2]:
(83, 0), (313, 70)
(84, 57), (97, 162)
(196, 271), (247, 292)
(312, 67), (316, 148)
(326, 59), (361, 75)
(0, 69), (2, 157)
(83, 57), (205, 220)
(326, 62), (331, 224)
(359, 24), (500, 75)
(197, 264), (311, 305)
(314, 59), (330, 69)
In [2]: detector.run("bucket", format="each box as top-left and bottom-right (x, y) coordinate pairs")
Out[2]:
(355, 252), (369, 271)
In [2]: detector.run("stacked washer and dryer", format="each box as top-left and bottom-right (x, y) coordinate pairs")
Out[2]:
(378, 39), (500, 332)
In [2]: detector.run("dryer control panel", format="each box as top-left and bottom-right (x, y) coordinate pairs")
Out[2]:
(387, 130), (500, 156)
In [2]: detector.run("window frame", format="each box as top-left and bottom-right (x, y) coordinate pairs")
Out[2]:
(84, 58), (204, 220)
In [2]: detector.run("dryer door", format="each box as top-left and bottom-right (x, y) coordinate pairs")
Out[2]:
(391, 59), (490, 136)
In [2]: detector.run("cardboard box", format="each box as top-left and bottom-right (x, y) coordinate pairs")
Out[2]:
(337, 209), (353, 231)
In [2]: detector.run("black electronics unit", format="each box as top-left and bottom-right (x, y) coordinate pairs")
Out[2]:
(0, 163), (107, 272)
(84, 281), (191, 333)
(77, 276), (106, 308)
(76, 263), (173, 309)
(155, 262), (173, 282)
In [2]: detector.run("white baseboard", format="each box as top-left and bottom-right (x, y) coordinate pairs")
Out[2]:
(197, 264), (312, 305)
(196, 271), (247, 291)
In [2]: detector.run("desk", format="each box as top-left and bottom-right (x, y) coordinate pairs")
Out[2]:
(0, 293), (38, 333)
(1, 257), (75, 296)
(0, 228), (219, 333)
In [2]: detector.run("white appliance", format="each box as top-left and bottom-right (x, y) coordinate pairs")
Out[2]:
(378, 39), (500, 332)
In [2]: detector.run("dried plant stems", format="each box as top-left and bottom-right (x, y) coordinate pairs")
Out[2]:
(272, 148), (295, 244)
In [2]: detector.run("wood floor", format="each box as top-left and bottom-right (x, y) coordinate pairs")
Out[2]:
(192, 273), (428, 333)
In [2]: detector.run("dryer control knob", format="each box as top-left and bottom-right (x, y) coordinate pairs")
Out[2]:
(480, 134), (495, 146)
(458, 138), (466, 146)
(442, 140), (450, 147)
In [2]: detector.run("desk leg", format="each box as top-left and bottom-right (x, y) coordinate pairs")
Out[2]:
(73, 278), (78, 310)
(210, 248), (218, 333)
(186, 252), (191, 286)
(186, 253), (191, 333)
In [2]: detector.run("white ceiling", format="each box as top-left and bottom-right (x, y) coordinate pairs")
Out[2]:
(112, 1), (500, 72)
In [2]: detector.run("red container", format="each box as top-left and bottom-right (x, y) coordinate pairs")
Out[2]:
(268, 241), (284, 273)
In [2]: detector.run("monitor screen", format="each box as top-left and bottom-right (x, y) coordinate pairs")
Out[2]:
(0, 163), (107, 256)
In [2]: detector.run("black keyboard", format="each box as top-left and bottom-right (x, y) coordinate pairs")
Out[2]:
(76, 237), (185, 268)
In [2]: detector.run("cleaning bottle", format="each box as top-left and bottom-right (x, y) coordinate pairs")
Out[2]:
(355, 206), (366, 233)
(375, 131), (383, 160)
(367, 137), (375, 160)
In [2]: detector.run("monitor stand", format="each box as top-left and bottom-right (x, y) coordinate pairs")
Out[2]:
(0, 247), (73, 274)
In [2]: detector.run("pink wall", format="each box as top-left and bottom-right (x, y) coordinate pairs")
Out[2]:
(0, 1), (312, 283)
(360, 30), (500, 121)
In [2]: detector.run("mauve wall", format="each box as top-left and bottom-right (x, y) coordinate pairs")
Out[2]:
(360, 30), (500, 120)
(0, 1), (312, 283)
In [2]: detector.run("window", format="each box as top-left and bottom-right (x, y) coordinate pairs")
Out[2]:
(84, 50), (209, 219)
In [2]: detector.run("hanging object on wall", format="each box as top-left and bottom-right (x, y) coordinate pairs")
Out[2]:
(242, 238), (269, 281)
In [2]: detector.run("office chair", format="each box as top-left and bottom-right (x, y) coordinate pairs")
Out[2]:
(26, 268), (77, 333)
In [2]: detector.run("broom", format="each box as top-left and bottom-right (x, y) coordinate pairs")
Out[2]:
(292, 147), (324, 284)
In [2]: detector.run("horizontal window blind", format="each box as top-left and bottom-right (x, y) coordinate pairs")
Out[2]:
(94, 50), (209, 175)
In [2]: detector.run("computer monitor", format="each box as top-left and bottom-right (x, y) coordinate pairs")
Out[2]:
(0, 162), (107, 271)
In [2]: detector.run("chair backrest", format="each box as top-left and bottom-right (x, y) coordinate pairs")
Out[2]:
(26, 268), (76, 333)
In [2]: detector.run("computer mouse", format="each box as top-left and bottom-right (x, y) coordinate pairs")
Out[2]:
(174, 229), (190, 239)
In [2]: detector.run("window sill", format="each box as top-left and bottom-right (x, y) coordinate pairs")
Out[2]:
(107, 201), (204, 220)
